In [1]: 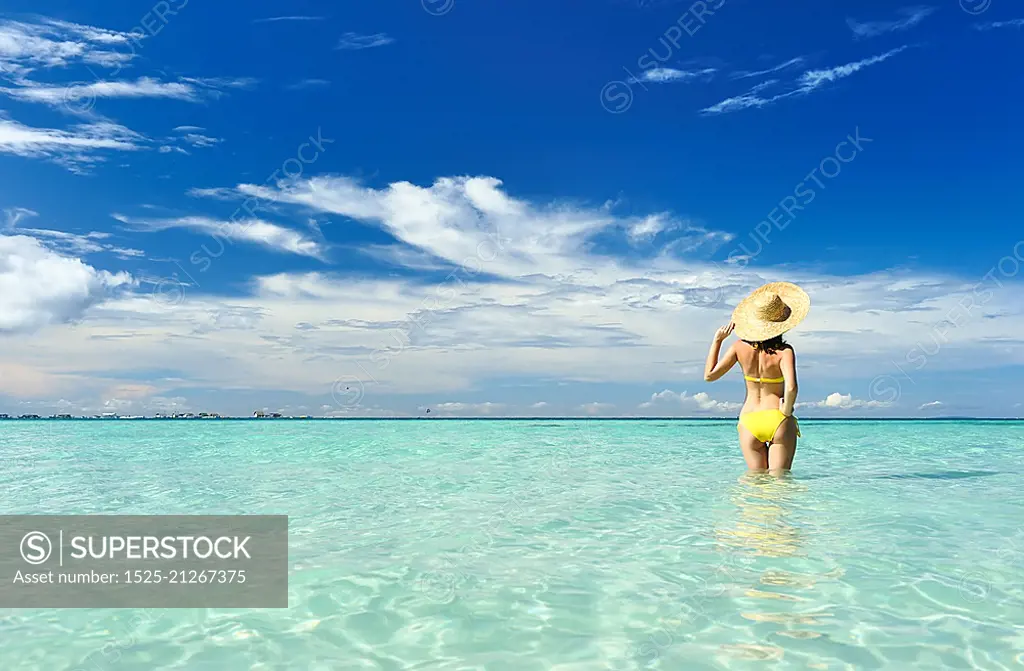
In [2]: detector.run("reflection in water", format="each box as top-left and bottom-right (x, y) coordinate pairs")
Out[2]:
(716, 472), (805, 558)
(712, 473), (842, 663)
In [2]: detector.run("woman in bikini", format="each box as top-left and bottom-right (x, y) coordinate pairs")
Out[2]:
(703, 282), (810, 473)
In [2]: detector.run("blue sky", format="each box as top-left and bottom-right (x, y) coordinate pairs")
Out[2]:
(1, 0), (1022, 417)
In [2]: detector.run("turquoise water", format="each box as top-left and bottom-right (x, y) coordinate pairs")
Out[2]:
(1, 419), (1023, 670)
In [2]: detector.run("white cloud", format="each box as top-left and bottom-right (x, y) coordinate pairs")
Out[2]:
(731, 57), (805, 79)
(1, 77), (255, 113)
(918, 401), (943, 410)
(2, 172), (1023, 415)
(286, 78), (330, 90)
(430, 401), (504, 415)
(16, 228), (106, 254)
(639, 389), (741, 413)
(158, 145), (189, 155)
(974, 19), (1024, 31)
(336, 32), (394, 50)
(186, 186), (235, 200)
(627, 214), (676, 243)
(40, 19), (138, 47)
(178, 77), (258, 91)
(0, 234), (134, 334)
(356, 244), (452, 272)
(634, 67), (715, 83)
(112, 214), (327, 259)
(531, 401), (549, 408)
(702, 46), (908, 115)
(178, 133), (221, 148)
(579, 402), (615, 416)
(700, 79), (784, 115)
(1, 77), (198, 105)
(847, 6), (935, 39)
(797, 392), (889, 410)
(170, 126), (221, 148)
(210, 175), (734, 278)
(253, 16), (324, 23)
(41, 390), (195, 417)
(797, 46), (909, 93)
(11, 226), (144, 259)
(0, 17), (137, 76)
(4, 207), (38, 227)
(0, 116), (144, 171)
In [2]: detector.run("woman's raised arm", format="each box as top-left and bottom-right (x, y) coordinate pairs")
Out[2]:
(704, 323), (737, 382)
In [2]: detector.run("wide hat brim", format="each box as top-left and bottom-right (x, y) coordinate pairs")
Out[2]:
(731, 282), (810, 341)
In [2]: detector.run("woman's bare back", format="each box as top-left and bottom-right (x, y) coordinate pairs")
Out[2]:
(736, 341), (789, 414)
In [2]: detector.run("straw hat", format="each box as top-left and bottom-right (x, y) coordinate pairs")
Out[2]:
(731, 282), (810, 341)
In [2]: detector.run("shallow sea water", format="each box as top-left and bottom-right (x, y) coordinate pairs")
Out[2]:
(1, 419), (1023, 670)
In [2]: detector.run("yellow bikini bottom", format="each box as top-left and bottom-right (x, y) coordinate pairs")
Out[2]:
(738, 410), (800, 444)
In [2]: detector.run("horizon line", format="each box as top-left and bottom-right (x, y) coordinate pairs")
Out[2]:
(0, 416), (1020, 421)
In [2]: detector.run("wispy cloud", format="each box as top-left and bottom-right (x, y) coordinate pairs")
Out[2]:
(0, 17), (138, 76)
(158, 145), (190, 155)
(633, 67), (715, 83)
(335, 32), (394, 50)
(918, 401), (943, 410)
(356, 244), (452, 272)
(699, 80), (784, 115)
(6, 169), (1024, 414)
(185, 187), (235, 200)
(4, 207), (38, 227)
(171, 127), (222, 148)
(252, 16), (325, 23)
(974, 19), (1024, 31)
(701, 46), (908, 115)
(626, 214), (676, 242)
(11, 226), (144, 259)
(847, 6), (935, 39)
(1, 77), (198, 105)
(0, 116), (144, 172)
(286, 78), (330, 90)
(0, 76), (256, 112)
(111, 214), (327, 259)
(797, 46), (908, 92)
(731, 57), (805, 79)
(177, 77), (258, 99)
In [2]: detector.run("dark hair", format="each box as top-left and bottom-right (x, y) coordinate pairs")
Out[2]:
(743, 335), (787, 354)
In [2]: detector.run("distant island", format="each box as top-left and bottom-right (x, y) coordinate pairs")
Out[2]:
(0, 411), (311, 420)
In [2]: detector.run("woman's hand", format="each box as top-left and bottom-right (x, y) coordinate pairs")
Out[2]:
(713, 322), (735, 343)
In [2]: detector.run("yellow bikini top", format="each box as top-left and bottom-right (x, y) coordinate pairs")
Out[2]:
(744, 375), (785, 383)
